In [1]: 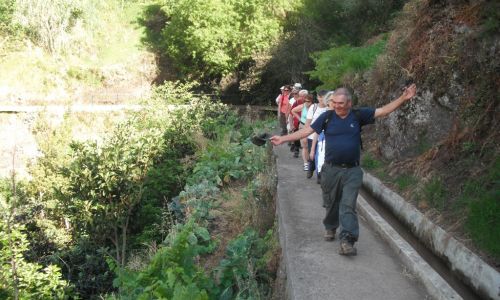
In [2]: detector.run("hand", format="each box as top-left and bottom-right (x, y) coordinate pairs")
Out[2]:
(401, 83), (417, 100)
(309, 152), (315, 161)
(270, 135), (283, 146)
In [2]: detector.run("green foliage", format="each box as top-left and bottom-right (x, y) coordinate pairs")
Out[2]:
(60, 116), (184, 269)
(394, 174), (418, 191)
(0, 198), (72, 299)
(422, 177), (446, 211)
(361, 153), (383, 170)
(467, 192), (500, 259)
(216, 229), (275, 299)
(188, 142), (265, 188)
(464, 158), (500, 259)
(110, 220), (217, 299)
(144, 0), (292, 79)
(151, 81), (200, 105)
(481, 1), (500, 36)
(0, 0), (15, 32)
(308, 37), (387, 88)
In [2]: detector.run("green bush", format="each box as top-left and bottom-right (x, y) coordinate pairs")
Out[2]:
(308, 37), (387, 88)
(142, 0), (295, 79)
(216, 229), (275, 299)
(0, 198), (72, 299)
(0, 0), (15, 32)
(110, 221), (217, 299)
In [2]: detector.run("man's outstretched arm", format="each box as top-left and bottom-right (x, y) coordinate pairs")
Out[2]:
(270, 127), (315, 145)
(374, 84), (417, 118)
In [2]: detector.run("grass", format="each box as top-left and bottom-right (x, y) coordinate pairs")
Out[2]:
(394, 174), (418, 191)
(0, 0), (150, 104)
(361, 152), (383, 170)
(465, 158), (500, 259)
(422, 177), (446, 211)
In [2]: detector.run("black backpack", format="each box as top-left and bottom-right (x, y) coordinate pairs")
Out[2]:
(321, 109), (364, 150)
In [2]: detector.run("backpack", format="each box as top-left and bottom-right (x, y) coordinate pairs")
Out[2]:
(321, 109), (364, 150)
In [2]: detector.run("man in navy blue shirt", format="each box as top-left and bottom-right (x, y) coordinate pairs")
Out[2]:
(270, 84), (417, 256)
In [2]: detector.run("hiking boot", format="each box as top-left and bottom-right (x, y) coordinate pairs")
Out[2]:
(339, 239), (357, 256)
(306, 169), (313, 178)
(324, 230), (335, 241)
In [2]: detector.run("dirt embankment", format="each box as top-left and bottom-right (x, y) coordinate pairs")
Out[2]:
(352, 0), (499, 265)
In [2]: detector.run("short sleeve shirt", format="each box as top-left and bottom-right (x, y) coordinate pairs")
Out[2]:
(310, 108), (375, 164)
(306, 104), (327, 139)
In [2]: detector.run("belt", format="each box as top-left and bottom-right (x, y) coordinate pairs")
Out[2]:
(324, 161), (359, 168)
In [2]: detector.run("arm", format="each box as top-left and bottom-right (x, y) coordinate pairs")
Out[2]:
(374, 84), (417, 118)
(277, 96), (281, 118)
(309, 133), (318, 161)
(291, 104), (304, 120)
(270, 126), (315, 145)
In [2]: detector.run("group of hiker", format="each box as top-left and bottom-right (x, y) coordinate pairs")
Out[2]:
(272, 83), (417, 256)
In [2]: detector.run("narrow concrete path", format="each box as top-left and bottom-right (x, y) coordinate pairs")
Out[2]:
(274, 143), (428, 300)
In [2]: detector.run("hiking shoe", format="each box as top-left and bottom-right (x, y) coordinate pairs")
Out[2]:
(339, 240), (357, 256)
(303, 163), (309, 171)
(324, 230), (335, 241)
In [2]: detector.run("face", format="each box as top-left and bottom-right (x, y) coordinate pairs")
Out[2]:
(331, 95), (351, 117)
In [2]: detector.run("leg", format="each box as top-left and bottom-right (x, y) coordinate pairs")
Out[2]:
(338, 167), (363, 242)
(300, 137), (308, 169)
(320, 164), (342, 231)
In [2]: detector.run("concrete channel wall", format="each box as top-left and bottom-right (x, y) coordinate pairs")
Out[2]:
(362, 172), (500, 300)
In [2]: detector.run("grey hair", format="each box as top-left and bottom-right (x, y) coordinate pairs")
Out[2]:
(298, 89), (309, 96)
(333, 87), (352, 101)
(322, 91), (335, 106)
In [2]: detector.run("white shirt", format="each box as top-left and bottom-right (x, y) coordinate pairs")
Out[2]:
(306, 104), (327, 139)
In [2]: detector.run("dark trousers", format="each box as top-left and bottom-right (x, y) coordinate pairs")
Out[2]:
(279, 113), (287, 135)
(320, 164), (363, 242)
(307, 138), (315, 171)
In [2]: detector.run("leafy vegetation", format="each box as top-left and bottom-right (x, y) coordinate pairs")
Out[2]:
(140, 0), (298, 81)
(1, 80), (279, 298)
(0, 184), (72, 299)
(308, 37), (387, 89)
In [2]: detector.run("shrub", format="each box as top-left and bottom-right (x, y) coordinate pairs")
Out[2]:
(308, 37), (387, 89)
(110, 221), (217, 299)
(0, 198), (72, 299)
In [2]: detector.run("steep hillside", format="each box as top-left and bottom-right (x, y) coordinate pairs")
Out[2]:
(0, 0), (155, 105)
(353, 0), (499, 264)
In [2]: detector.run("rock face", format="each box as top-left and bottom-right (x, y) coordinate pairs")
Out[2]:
(358, 1), (499, 163)
(377, 89), (456, 160)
